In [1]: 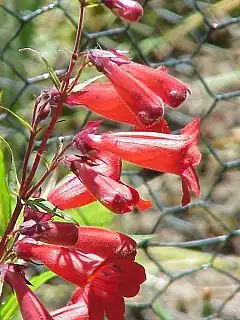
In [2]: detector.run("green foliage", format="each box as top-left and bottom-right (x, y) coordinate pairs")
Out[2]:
(0, 144), (12, 235)
(0, 271), (56, 320)
(67, 201), (113, 227)
(0, 137), (20, 195)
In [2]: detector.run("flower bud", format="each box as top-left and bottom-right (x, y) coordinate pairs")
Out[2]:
(103, 0), (143, 22)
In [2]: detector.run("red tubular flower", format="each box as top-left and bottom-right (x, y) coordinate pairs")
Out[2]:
(3, 265), (54, 320)
(88, 51), (165, 128)
(47, 173), (95, 210)
(15, 238), (104, 287)
(66, 82), (170, 133)
(69, 257), (146, 320)
(102, 0), (143, 22)
(84, 117), (201, 205)
(21, 222), (137, 259)
(120, 62), (191, 108)
(15, 238), (146, 320)
(70, 158), (141, 214)
(48, 122), (151, 213)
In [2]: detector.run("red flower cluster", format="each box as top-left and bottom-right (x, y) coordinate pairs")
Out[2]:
(64, 49), (200, 206)
(5, 224), (145, 320)
(67, 50), (191, 133)
(2, 44), (201, 320)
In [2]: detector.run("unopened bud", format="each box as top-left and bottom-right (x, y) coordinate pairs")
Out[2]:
(103, 0), (143, 22)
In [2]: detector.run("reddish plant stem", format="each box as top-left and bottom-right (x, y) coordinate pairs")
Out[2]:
(20, 97), (51, 191)
(25, 143), (73, 199)
(20, 130), (37, 191)
(0, 197), (23, 258)
(67, 57), (87, 93)
(20, 99), (64, 199)
(62, 3), (85, 92)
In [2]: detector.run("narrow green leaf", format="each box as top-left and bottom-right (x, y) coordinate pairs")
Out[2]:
(0, 106), (33, 132)
(72, 75), (105, 92)
(20, 48), (61, 89)
(0, 271), (56, 320)
(41, 56), (61, 89)
(26, 198), (79, 225)
(153, 302), (172, 320)
(130, 234), (155, 247)
(0, 137), (20, 195)
(0, 146), (12, 235)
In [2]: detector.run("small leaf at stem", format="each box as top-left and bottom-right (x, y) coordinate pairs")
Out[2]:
(0, 147), (11, 235)
(71, 75), (105, 92)
(0, 137), (20, 196)
(26, 198), (79, 225)
(129, 234), (155, 247)
(19, 48), (61, 89)
(0, 106), (33, 132)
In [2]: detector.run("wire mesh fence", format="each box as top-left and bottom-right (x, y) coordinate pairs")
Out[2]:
(0, 0), (240, 319)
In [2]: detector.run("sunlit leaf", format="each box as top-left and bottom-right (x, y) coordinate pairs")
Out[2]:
(67, 201), (113, 227)
(0, 137), (20, 195)
(0, 145), (12, 235)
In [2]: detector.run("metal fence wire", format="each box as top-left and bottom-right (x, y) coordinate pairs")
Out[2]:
(0, 0), (240, 319)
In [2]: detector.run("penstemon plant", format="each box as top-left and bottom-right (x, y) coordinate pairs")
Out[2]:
(0, 0), (201, 319)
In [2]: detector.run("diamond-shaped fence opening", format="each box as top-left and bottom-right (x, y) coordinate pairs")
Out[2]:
(0, 0), (240, 319)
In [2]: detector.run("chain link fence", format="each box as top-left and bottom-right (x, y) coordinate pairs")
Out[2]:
(0, 0), (240, 319)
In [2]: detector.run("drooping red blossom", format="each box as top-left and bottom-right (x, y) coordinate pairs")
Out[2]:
(120, 62), (191, 108)
(48, 122), (151, 213)
(66, 82), (170, 133)
(84, 117), (201, 205)
(47, 173), (95, 210)
(88, 50), (165, 128)
(15, 238), (146, 320)
(87, 49), (190, 113)
(20, 222), (137, 259)
(109, 49), (191, 107)
(103, 0), (143, 22)
(69, 157), (141, 214)
(68, 257), (146, 320)
(3, 264), (54, 320)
